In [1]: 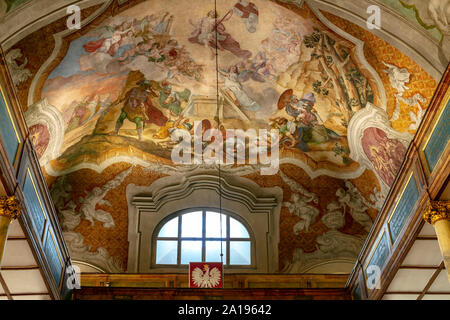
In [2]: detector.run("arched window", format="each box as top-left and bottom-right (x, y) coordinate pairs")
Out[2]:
(152, 209), (253, 267)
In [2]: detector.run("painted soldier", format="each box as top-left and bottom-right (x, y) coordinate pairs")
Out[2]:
(115, 80), (167, 140)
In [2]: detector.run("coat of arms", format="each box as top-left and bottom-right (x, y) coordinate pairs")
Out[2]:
(189, 262), (223, 288)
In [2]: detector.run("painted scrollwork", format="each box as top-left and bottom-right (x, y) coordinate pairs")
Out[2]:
(347, 103), (413, 194)
(25, 98), (65, 166)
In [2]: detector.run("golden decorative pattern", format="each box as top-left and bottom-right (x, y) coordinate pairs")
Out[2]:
(321, 11), (438, 134)
(423, 201), (450, 225)
(0, 195), (21, 220)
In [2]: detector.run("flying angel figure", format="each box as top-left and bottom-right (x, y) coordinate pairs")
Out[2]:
(79, 167), (132, 228)
(192, 264), (221, 288)
(280, 171), (319, 233)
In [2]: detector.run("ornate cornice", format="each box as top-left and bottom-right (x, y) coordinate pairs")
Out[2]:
(423, 200), (450, 224)
(132, 173), (279, 215)
(0, 195), (21, 220)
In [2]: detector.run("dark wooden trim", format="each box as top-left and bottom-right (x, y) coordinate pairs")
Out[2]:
(398, 265), (440, 269)
(383, 291), (421, 295)
(80, 273), (349, 290)
(0, 47), (76, 300)
(416, 292), (450, 295)
(0, 266), (40, 270)
(417, 261), (445, 300)
(415, 236), (438, 240)
(0, 47), (28, 142)
(385, 291), (450, 295)
(9, 292), (50, 296)
(0, 272), (12, 300)
(346, 65), (450, 300)
(14, 150), (58, 299)
(6, 236), (27, 240)
(73, 287), (351, 300)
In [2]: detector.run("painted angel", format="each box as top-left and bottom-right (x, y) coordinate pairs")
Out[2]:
(336, 182), (373, 232)
(78, 167), (132, 228)
(83, 22), (133, 56)
(188, 10), (251, 59)
(280, 171), (319, 233)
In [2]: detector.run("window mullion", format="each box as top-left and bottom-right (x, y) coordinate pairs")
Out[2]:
(226, 215), (230, 265)
(177, 214), (182, 265)
(154, 209), (252, 268)
(202, 210), (206, 262)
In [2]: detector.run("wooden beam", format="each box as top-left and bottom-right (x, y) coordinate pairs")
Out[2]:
(346, 65), (450, 300)
(0, 266), (40, 270)
(0, 272), (12, 300)
(73, 287), (351, 300)
(417, 261), (445, 300)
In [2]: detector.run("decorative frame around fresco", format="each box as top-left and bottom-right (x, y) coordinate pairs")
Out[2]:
(43, 226), (65, 291)
(22, 166), (48, 242)
(351, 268), (368, 300)
(387, 171), (420, 245)
(420, 89), (450, 176)
(0, 84), (21, 168)
(15, 140), (71, 298)
(363, 228), (390, 292)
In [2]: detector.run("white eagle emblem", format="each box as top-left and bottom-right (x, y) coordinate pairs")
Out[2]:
(192, 264), (221, 288)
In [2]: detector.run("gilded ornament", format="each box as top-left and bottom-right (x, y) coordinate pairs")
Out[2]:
(423, 201), (450, 224)
(0, 196), (21, 220)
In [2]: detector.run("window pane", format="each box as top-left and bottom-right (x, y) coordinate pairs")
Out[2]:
(205, 241), (226, 262)
(158, 217), (178, 237)
(156, 240), (177, 264)
(181, 211), (203, 237)
(205, 211), (226, 238)
(230, 241), (251, 265)
(180, 240), (202, 264)
(230, 217), (249, 238)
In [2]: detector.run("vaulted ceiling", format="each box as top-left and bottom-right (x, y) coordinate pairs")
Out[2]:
(0, 0), (447, 274)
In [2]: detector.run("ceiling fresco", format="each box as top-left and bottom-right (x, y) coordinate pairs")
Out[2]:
(4, 0), (439, 273)
(379, 0), (449, 63)
(0, 0), (29, 14)
(39, 0), (380, 177)
(379, 0), (444, 41)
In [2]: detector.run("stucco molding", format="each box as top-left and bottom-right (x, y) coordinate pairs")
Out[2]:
(347, 102), (413, 194)
(132, 174), (279, 215)
(25, 98), (66, 167)
(307, 0), (445, 80)
(126, 169), (283, 273)
(0, 0), (107, 49)
(27, 0), (113, 106)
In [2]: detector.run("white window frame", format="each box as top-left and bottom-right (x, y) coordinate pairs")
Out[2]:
(126, 172), (282, 273)
(152, 208), (255, 268)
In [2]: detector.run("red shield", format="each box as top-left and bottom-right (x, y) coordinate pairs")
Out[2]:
(189, 262), (223, 288)
(278, 89), (293, 109)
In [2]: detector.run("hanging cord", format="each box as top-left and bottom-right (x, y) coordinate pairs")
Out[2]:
(214, 0), (224, 265)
